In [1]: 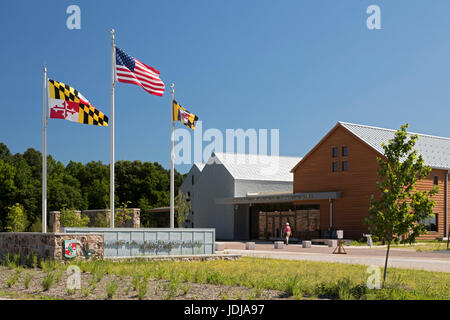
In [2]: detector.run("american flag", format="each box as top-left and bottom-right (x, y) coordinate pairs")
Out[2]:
(115, 46), (165, 96)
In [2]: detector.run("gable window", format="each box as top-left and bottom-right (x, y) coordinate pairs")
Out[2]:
(192, 175), (195, 185)
(342, 161), (348, 172)
(433, 176), (438, 185)
(423, 214), (437, 232)
(332, 162), (338, 172)
(342, 146), (348, 157)
(332, 147), (338, 158)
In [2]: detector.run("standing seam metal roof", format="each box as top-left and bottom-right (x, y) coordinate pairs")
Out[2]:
(208, 152), (302, 181)
(340, 122), (450, 170)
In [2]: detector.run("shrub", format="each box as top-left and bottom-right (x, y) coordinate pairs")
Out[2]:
(24, 273), (32, 289)
(59, 208), (90, 228)
(137, 279), (148, 300)
(115, 202), (132, 227)
(42, 272), (55, 291)
(5, 203), (27, 232)
(6, 270), (20, 288)
(82, 287), (91, 297)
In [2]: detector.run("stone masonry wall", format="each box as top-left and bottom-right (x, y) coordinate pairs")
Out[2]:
(0, 232), (103, 262)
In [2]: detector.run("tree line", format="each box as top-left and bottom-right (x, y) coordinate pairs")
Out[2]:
(0, 142), (186, 231)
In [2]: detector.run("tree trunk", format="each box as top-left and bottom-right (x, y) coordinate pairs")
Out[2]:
(383, 241), (391, 286)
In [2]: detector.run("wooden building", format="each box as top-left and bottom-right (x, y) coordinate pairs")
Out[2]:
(289, 122), (449, 240)
(232, 122), (449, 241)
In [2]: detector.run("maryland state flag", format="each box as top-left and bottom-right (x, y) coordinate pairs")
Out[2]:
(173, 100), (198, 130)
(48, 79), (108, 126)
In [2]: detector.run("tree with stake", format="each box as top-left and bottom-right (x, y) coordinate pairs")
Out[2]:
(366, 124), (438, 285)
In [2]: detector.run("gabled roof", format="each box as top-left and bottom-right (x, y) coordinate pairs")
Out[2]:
(340, 122), (450, 170)
(291, 121), (450, 172)
(194, 163), (205, 172)
(208, 152), (302, 182)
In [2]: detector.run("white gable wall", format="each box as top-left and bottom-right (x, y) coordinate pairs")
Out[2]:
(194, 162), (236, 240)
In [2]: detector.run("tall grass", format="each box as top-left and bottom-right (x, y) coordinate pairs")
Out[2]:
(70, 257), (450, 300)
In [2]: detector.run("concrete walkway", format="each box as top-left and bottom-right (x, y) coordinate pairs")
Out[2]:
(218, 242), (450, 273)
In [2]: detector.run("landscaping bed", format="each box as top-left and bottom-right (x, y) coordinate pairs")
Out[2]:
(0, 256), (449, 300)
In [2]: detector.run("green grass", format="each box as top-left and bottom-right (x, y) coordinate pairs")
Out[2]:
(71, 257), (450, 300)
(0, 290), (61, 300)
(106, 279), (119, 299)
(41, 272), (56, 291)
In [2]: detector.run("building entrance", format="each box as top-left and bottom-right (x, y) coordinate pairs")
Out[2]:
(253, 204), (320, 240)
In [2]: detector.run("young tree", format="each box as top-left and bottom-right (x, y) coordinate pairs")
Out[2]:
(366, 124), (438, 285)
(175, 190), (191, 228)
(5, 203), (27, 232)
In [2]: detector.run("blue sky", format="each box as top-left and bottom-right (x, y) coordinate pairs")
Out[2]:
(1, 0), (449, 173)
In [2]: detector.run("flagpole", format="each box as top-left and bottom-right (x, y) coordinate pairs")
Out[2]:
(110, 29), (116, 228)
(42, 66), (47, 233)
(170, 83), (175, 228)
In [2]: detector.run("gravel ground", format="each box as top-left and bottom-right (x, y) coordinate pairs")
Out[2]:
(0, 266), (292, 300)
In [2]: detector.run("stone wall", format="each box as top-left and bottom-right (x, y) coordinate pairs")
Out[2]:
(49, 209), (140, 232)
(0, 232), (103, 262)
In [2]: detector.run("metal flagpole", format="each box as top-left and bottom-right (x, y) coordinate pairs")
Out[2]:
(170, 83), (175, 228)
(110, 29), (116, 228)
(42, 66), (47, 233)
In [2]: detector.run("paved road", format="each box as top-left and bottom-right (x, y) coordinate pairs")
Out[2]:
(219, 242), (450, 273)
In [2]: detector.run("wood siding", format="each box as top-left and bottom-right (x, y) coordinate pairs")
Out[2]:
(292, 124), (449, 240)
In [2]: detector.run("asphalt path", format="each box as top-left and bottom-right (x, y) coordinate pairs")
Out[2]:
(219, 242), (450, 273)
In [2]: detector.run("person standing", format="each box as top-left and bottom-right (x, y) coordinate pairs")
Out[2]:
(284, 222), (291, 245)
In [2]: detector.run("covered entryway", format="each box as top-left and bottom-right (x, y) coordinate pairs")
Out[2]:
(232, 191), (341, 241)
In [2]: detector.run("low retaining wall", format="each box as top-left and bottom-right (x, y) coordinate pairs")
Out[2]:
(0, 232), (103, 262)
(62, 228), (215, 257)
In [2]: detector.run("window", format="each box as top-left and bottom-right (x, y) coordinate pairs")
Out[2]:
(332, 162), (338, 172)
(342, 146), (348, 157)
(192, 175), (195, 185)
(423, 214), (438, 232)
(332, 147), (338, 158)
(342, 161), (348, 172)
(433, 176), (438, 185)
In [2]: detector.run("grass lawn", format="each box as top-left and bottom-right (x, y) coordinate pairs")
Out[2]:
(351, 240), (450, 252)
(72, 257), (450, 300)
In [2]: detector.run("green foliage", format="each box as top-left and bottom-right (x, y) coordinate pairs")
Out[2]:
(29, 219), (42, 233)
(175, 190), (191, 227)
(115, 201), (132, 227)
(59, 208), (90, 228)
(137, 279), (148, 300)
(82, 287), (91, 297)
(0, 142), (186, 231)
(365, 124), (438, 283)
(5, 203), (27, 232)
(24, 273), (32, 289)
(41, 272), (56, 291)
(6, 270), (21, 288)
(106, 279), (119, 299)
